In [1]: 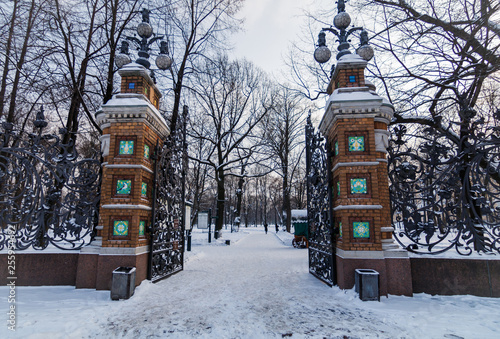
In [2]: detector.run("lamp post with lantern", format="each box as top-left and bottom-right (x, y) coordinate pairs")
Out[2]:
(313, 0), (374, 65)
(115, 8), (172, 72)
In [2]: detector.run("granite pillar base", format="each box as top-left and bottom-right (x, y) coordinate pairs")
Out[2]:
(335, 250), (413, 297)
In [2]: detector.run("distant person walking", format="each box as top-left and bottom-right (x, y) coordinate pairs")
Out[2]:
(275, 223), (279, 233)
(264, 223), (268, 234)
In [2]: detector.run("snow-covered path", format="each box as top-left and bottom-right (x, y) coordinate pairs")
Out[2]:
(103, 231), (408, 338)
(2, 228), (500, 338)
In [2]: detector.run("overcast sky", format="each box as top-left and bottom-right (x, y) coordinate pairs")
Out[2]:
(228, 0), (316, 78)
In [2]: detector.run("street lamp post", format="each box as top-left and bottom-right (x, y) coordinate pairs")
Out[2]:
(115, 8), (172, 71)
(313, 0), (374, 65)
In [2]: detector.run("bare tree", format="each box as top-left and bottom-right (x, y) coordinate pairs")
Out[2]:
(357, 0), (500, 191)
(0, 0), (51, 125)
(100, 0), (141, 104)
(360, 1), (497, 113)
(0, 0), (143, 140)
(186, 109), (213, 224)
(291, 159), (307, 209)
(47, 0), (147, 143)
(188, 56), (274, 237)
(152, 0), (244, 135)
(260, 87), (307, 232)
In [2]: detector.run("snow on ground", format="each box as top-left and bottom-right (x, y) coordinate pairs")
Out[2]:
(1, 226), (500, 339)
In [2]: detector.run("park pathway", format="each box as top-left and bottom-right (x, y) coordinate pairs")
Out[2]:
(3, 228), (498, 338)
(100, 231), (409, 338)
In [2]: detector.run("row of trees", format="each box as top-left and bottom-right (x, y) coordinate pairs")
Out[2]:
(184, 55), (310, 234)
(289, 0), (499, 138)
(0, 0), (245, 140)
(0, 0), (312, 237)
(5, 0), (496, 240)
(0, 0), (147, 146)
(189, 164), (307, 230)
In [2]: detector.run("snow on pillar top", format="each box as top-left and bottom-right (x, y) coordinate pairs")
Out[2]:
(95, 62), (170, 139)
(319, 54), (394, 135)
(118, 62), (162, 110)
(327, 53), (368, 95)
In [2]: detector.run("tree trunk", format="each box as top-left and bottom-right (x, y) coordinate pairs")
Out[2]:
(6, 0), (37, 124)
(0, 0), (19, 119)
(282, 158), (291, 233)
(102, 0), (119, 104)
(215, 168), (225, 238)
(235, 170), (244, 226)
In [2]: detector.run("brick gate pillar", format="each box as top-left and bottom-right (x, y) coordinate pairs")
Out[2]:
(319, 54), (412, 296)
(75, 63), (169, 290)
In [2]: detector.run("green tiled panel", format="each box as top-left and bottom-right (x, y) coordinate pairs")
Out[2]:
(119, 140), (134, 155)
(144, 144), (150, 159)
(350, 178), (368, 194)
(348, 136), (365, 152)
(353, 221), (370, 238)
(335, 141), (339, 156)
(141, 182), (147, 198)
(139, 221), (146, 236)
(116, 179), (132, 195)
(113, 220), (129, 236)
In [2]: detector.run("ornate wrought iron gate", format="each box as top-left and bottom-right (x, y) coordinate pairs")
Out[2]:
(0, 110), (101, 251)
(306, 115), (336, 286)
(388, 108), (500, 256)
(148, 118), (187, 282)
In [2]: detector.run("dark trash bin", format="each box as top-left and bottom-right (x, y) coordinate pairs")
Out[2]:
(111, 267), (136, 300)
(355, 269), (380, 301)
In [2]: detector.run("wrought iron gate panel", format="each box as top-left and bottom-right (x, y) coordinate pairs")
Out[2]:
(306, 115), (336, 286)
(148, 132), (185, 283)
(0, 112), (101, 251)
(388, 108), (500, 255)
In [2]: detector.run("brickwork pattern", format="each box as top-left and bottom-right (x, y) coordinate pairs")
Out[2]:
(327, 116), (390, 252)
(335, 68), (365, 90)
(96, 67), (167, 251)
(98, 112), (162, 248)
(120, 75), (162, 110)
(327, 68), (366, 94)
(319, 52), (413, 297)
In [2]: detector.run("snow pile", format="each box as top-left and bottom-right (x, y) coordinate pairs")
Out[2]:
(275, 229), (295, 247)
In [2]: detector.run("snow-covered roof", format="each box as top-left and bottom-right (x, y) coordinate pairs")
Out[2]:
(319, 86), (394, 135)
(118, 62), (156, 88)
(328, 87), (384, 103)
(291, 209), (307, 220)
(97, 93), (170, 137)
(336, 53), (367, 68)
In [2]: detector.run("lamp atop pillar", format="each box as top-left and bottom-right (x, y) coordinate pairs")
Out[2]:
(314, 0), (374, 64)
(115, 8), (172, 72)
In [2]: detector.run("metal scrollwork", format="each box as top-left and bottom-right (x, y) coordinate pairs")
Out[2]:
(388, 108), (500, 255)
(0, 109), (101, 250)
(306, 114), (336, 286)
(148, 125), (186, 282)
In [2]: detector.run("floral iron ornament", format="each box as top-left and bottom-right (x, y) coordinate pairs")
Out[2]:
(306, 113), (336, 285)
(388, 108), (500, 255)
(0, 107), (101, 250)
